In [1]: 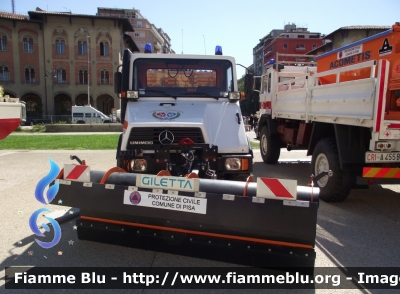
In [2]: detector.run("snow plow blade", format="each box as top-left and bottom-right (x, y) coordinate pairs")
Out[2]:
(51, 170), (319, 269)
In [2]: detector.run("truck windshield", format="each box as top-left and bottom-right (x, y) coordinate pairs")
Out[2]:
(133, 58), (234, 98)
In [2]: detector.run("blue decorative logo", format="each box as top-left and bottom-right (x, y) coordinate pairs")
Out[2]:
(29, 208), (62, 249)
(30, 158), (62, 249)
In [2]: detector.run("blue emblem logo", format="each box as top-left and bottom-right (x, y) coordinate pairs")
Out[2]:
(30, 158), (62, 249)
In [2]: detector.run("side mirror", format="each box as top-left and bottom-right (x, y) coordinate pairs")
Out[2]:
(114, 72), (122, 94)
(244, 73), (254, 98)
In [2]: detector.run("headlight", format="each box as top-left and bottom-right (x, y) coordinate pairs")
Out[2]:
(225, 158), (241, 171)
(131, 159), (147, 171)
(127, 90), (139, 99)
(228, 92), (240, 101)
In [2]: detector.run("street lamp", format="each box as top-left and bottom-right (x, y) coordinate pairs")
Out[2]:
(45, 69), (57, 121)
(86, 34), (90, 106)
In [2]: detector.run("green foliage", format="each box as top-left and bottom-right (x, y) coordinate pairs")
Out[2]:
(31, 124), (46, 132)
(237, 74), (245, 92)
(0, 134), (120, 150)
(250, 141), (260, 149)
(34, 102), (43, 114)
(1, 133), (258, 150)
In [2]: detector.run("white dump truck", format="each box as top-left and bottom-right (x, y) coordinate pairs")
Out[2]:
(250, 23), (400, 202)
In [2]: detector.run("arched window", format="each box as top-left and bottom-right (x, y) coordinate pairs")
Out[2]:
(56, 39), (65, 54)
(25, 68), (35, 83)
(79, 69), (88, 84)
(56, 68), (66, 83)
(0, 66), (9, 81)
(100, 42), (109, 56)
(0, 35), (7, 51)
(26, 101), (37, 112)
(100, 70), (109, 84)
(78, 40), (87, 55)
(23, 37), (34, 53)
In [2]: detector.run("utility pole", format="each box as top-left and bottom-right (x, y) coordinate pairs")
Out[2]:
(86, 33), (90, 106)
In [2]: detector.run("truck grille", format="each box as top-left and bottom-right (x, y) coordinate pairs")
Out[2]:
(128, 127), (205, 145)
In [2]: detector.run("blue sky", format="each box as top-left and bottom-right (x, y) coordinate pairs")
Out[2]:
(1, 0), (399, 78)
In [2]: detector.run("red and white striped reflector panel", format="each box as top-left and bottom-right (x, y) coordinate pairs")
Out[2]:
(256, 178), (297, 200)
(362, 167), (400, 178)
(63, 164), (91, 182)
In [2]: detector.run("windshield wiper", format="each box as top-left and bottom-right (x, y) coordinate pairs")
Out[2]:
(142, 89), (177, 99)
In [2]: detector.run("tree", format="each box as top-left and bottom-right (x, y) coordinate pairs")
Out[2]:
(35, 102), (43, 118)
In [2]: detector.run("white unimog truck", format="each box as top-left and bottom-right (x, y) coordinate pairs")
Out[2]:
(49, 45), (321, 268)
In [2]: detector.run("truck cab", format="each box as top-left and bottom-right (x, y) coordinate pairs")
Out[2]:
(115, 45), (252, 180)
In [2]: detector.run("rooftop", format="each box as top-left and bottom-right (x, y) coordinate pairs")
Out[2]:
(28, 8), (135, 32)
(0, 11), (30, 21)
(324, 25), (391, 39)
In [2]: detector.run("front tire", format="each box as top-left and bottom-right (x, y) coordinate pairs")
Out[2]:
(260, 126), (280, 164)
(311, 137), (350, 202)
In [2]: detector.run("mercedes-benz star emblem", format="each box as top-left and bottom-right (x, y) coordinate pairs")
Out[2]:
(159, 130), (174, 145)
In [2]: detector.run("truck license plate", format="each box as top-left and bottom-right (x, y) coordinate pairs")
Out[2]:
(365, 152), (400, 163)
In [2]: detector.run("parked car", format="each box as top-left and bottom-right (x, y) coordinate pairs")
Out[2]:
(24, 118), (37, 126)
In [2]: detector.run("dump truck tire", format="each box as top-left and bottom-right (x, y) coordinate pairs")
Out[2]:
(260, 125), (280, 164)
(311, 137), (350, 202)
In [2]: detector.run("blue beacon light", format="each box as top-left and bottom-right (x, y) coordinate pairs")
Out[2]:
(215, 45), (223, 55)
(144, 43), (153, 53)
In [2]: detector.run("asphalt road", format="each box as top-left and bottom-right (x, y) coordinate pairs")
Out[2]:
(1, 131), (400, 293)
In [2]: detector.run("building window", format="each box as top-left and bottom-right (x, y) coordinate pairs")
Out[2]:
(312, 45), (317, 49)
(0, 35), (7, 51)
(56, 69), (66, 83)
(298, 35), (305, 38)
(26, 101), (37, 112)
(100, 42), (109, 56)
(140, 41), (145, 48)
(79, 69), (88, 84)
(56, 39), (65, 54)
(23, 37), (34, 53)
(134, 32), (139, 37)
(283, 43), (288, 49)
(296, 44), (305, 50)
(78, 41), (87, 55)
(100, 70), (109, 84)
(0, 66), (10, 81)
(25, 68), (35, 83)
(137, 21), (142, 28)
(140, 32), (145, 38)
